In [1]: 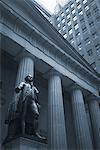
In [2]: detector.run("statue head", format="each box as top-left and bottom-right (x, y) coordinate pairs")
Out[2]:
(24, 74), (33, 83)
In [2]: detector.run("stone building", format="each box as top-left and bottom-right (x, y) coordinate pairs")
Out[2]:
(51, 0), (100, 73)
(0, 0), (100, 149)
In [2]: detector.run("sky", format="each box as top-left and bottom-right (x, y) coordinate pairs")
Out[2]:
(36, 0), (69, 14)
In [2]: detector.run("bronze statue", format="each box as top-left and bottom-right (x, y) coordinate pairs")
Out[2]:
(5, 75), (46, 142)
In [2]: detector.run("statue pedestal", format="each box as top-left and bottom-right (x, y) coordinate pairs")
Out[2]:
(3, 137), (47, 150)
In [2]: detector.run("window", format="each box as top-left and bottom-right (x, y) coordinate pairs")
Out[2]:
(85, 37), (91, 45)
(95, 44), (100, 53)
(76, 0), (80, 3)
(94, 6), (99, 13)
(58, 30), (61, 33)
(71, 3), (74, 8)
(67, 14), (70, 19)
(68, 21), (71, 26)
(87, 12), (91, 18)
(85, 6), (89, 11)
(57, 17), (60, 21)
(78, 43), (82, 51)
(76, 32), (80, 36)
(69, 29), (73, 35)
(70, 38), (74, 44)
(74, 24), (79, 30)
(73, 16), (77, 21)
(92, 32), (97, 39)
(63, 26), (66, 31)
(82, 26), (87, 32)
(83, 0), (87, 4)
(72, 9), (75, 14)
(79, 11), (83, 15)
(87, 49), (93, 56)
(80, 18), (85, 23)
(91, 62), (96, 70)
(58, 23), (60, 27)
(62, 19), (65, 23)
(66, 8), (69, 13)
(63, 34), (67, 39)
(61, 13), (64, 17)
(89, 22), (94, 27)
(77, 4), (81, 9)
(96, 16), (100, 22)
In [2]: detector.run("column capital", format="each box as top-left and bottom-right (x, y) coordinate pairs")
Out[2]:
(69, 83), (82, 93)
(48, 68), (62, 78)
(15, 49), (36, 62)
(87, 94), (100, 102)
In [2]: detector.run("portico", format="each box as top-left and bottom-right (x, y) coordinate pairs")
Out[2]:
(1, 0), (100, 150)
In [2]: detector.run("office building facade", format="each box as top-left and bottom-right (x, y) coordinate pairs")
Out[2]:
(52, 0), (100, 73)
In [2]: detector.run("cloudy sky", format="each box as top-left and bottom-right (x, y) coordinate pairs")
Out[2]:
(36, 0), (69, 13)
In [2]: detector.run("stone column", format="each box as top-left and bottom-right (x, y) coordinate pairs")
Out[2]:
(71, 85), (93, 149)
(88, 96), (100, 149)
(16, 56), (34, 86)
(48, 71), (68, 150)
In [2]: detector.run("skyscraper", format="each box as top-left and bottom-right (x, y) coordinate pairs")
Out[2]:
(52, 0), (100, 73)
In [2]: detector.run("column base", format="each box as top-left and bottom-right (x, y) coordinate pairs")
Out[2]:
(2, 136), (47, 150)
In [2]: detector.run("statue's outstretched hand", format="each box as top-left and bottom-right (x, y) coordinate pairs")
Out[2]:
(15, 87), (20, 93)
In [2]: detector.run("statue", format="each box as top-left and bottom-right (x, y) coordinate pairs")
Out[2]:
(4, 75), (46, 143)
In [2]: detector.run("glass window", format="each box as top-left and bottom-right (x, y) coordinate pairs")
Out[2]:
(85, 37), (91, 45)
(66, 8), (69, 13)
(83, 0), (87, 4)
(79, 11), (83, 15)
(74, 24), (79, 30)
(58, 23), (60, 27)
(62, 19), (65, 23)
(73, 16), (77, 21)
(91, 62), (96, 70)
(80, 18), (85, 23)
(85, 6), (89, 11)
(69, 29), (73, 35)
(87, 12), (91, 18)
(78, 43), (82, 51)
(76, 32), (80, 36)
(82, 26), (87, 32)
(61, 13), (64, 17)
(70, 39), (74, 44)
(68, 21), (71, 26)
(89, 22), (94, 27)
(96, 16), (100, 22)
(87, 49), (93, 56)
(67, 14), (70, 19)
(58, 30), (61, 33)
(95, 44), (100, 52)
(63, 34), (67, 39)
(71, 3), (74, 8)
(94, 6), (99, 13)
(72, 9), (75, 14)
(92, 32), (97, 39)
(63, 26), (66, 31)
(76, 0), (80, 3)
(57, 17), (60, 21)
(77, 4), (81, 9)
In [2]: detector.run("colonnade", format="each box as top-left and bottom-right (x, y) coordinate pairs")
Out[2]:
(14, 55), (100, 150)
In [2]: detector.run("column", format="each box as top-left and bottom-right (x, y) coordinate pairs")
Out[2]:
(71, 85), (93, 149)
(88, 96), (100, 149)
(48, 71), (68, 150)
(16, 56), (34, 86)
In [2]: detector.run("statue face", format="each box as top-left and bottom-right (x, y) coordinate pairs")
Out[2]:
(25, 75), (33, 82)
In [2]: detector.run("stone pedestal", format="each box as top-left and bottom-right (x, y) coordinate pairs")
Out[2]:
(3, 137), (47, 150)
(88, 97), (100, 149)
(48, 71), (68, 150)
(71, 85), (93, 149)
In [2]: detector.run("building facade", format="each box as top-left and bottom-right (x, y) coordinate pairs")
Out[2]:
(52, 0), (100, 73)
(0, 0), (100, 150)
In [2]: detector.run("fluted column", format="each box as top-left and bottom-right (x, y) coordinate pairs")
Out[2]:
(48, 71), (68, 150)
(71, 85), (93, 149)
(88, 96), (100, 149)
(16, 56), (34, 86)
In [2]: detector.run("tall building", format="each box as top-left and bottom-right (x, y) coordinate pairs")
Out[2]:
(52, 0), (100, 73)
(0, 0), (100, 150)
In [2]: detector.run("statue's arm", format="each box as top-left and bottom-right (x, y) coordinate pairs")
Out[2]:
(15, 82), (25, 93)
